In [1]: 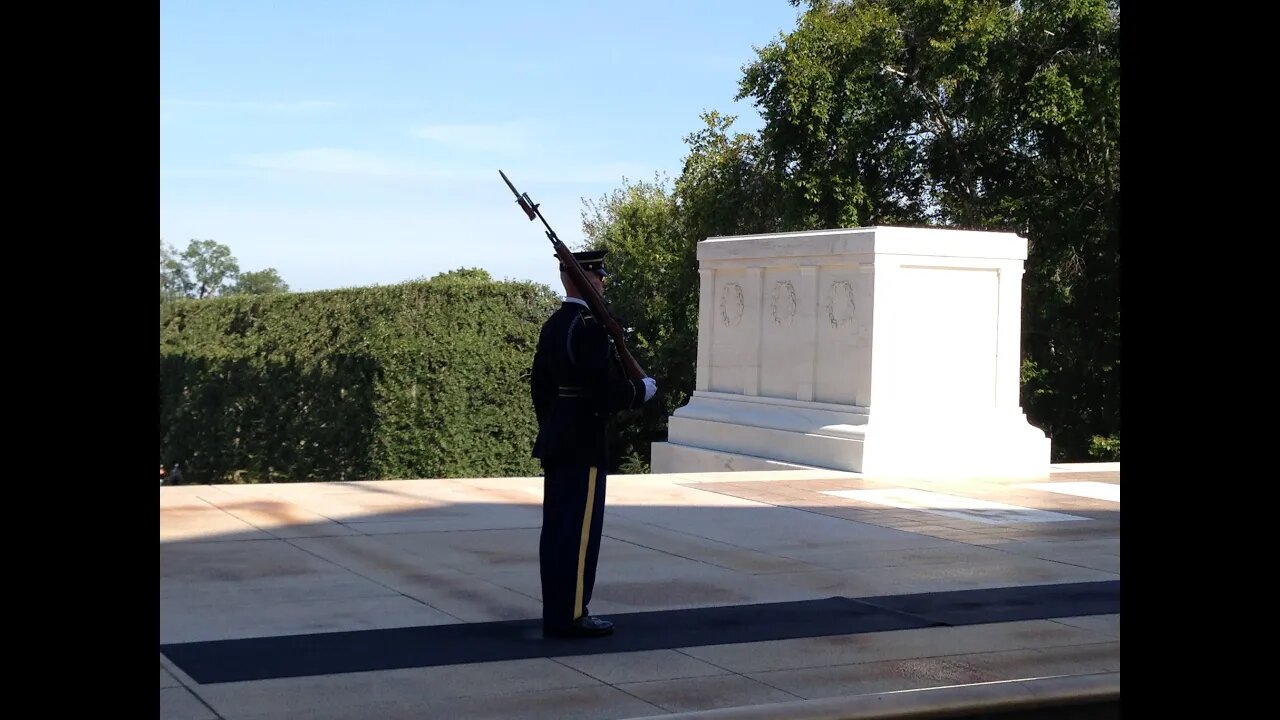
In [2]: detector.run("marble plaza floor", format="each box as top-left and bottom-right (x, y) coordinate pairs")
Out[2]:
(159, 463), (1120, 719)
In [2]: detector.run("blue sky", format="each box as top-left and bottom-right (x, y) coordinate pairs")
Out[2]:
(160, 0), (804, 294)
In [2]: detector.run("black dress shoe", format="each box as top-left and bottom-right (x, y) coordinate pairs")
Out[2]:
(544, 616), (614, 638)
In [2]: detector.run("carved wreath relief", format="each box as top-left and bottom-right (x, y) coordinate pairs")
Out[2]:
(719, 282), (744, 327)
(771, 280), (797, 326)
(826, 280), (856, 328)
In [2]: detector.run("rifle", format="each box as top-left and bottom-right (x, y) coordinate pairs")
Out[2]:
(499, 169), (647, 381)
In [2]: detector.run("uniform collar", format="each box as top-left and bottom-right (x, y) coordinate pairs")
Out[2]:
(563, 297), (589, 309)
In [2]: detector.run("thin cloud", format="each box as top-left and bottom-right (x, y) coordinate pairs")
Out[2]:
(500, 162), (665, 186)
(555, 162), (660, 184)
(231, 150), (521, 182)
(236, 148), (425, 178)
(411, 120), (534, 153)
(226, 147), (661, 187)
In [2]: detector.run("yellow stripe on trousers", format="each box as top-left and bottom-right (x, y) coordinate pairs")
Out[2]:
(574, 466), (598, 619)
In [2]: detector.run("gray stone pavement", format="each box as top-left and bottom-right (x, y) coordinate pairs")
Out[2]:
(159, 464), (1119, 719)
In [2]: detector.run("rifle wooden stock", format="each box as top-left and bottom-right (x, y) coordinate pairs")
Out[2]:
(499, 169), (647, 381)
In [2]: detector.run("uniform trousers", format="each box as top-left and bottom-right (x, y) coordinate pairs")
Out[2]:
(539, 463), (607, 630)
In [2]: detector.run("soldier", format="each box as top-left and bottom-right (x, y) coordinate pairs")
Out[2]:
(530, 250), (657, 638)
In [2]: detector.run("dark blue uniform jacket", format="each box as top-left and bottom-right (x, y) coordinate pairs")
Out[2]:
(531, 301), (647, 467)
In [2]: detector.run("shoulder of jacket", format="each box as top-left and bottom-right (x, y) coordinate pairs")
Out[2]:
(561, 304), (597, 325)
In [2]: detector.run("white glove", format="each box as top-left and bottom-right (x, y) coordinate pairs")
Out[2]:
(642, 377), (657, 401)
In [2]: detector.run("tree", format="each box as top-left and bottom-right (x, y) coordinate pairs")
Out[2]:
(675, 112), (783, 243)
(181, 239), (240, 299)
(230, 269), (290, 296)
(579, 116), (786, 472)
(580, 176), (684, 472)
(160, 239), (191, 302)
(161, 239), (292, 301)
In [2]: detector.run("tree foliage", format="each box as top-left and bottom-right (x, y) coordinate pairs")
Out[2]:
(160, 238), (290, 301)
(231, 269), (290, 296)
(581, 176), (686, 472)
(430, 267), (494, 283)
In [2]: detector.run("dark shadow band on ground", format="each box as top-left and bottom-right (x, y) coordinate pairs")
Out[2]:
(161, 580), (1119, 684)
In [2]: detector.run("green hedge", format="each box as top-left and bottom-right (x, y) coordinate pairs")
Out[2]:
(159, 278), (561, 484)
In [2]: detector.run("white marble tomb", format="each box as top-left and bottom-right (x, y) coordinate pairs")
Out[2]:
(649, 225), (1052, 478)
